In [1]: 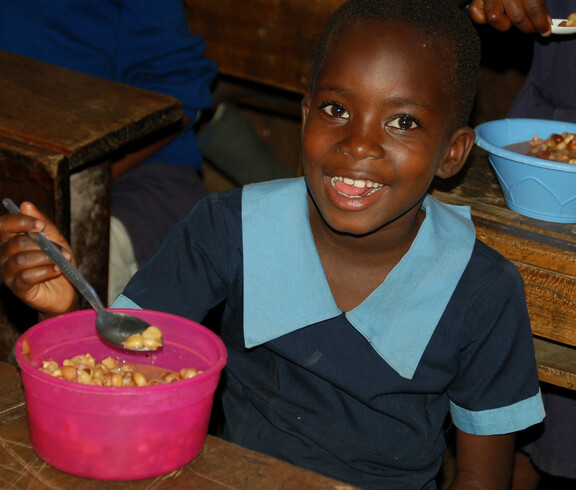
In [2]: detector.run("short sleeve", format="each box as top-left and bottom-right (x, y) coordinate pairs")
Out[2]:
(122, 190), (240, 322)
(448, 260), (544, 435)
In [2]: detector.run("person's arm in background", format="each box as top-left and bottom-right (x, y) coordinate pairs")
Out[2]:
(116, 0), (217, 171)
(453, 0), (552, 34)
(110, 0), (217, 178)
(110, 116), (190, 179)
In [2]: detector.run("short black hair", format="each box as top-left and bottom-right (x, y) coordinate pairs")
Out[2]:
(308, 0), (480, 129)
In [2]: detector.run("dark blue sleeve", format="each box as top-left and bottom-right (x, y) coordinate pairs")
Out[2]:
(447, 251), (544, 434)
(123, 190), (242, 323)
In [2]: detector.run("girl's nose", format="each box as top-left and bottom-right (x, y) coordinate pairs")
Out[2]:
(336, 122), (384, 161)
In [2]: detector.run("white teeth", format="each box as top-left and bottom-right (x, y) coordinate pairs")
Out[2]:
(330, 176), (384, 196)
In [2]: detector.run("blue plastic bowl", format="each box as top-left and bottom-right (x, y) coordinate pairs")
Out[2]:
(475, 118), (576, 223)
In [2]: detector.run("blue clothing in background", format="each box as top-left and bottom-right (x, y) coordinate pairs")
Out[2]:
(117, 180), (544, 489)
(507, 0), (576, 121)
(0, 0), (217, 169)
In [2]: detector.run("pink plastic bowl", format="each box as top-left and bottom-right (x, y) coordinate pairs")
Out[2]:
(14, 309), (226, 481)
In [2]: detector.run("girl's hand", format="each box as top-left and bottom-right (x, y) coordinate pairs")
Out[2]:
(0, 201), (78, 316)
(468, 0), (551, 35)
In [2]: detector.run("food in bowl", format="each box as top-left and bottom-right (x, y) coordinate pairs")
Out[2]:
(506, 132), (576, 164)
(474, 118), (576, 223)
(122, 325), (163, 350)
(559, 13), (576, 27)
(39, 353), (202, 387)
(15, 309), (227, 481)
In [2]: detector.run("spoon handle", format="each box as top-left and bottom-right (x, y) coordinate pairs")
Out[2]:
(2, 198), (107, 314)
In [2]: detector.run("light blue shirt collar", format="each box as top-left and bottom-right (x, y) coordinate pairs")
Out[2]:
(242, 178), (475, 379)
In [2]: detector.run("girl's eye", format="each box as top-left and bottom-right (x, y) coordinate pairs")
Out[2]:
(320, 103), (349, 119)
(388, 115), (419, 131)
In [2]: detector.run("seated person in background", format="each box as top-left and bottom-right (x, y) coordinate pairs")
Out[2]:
(0, 0), (217, 303)
(460, 1), (576, 488)
(0, 1), (544, 488)
(464, 0), (576, 121)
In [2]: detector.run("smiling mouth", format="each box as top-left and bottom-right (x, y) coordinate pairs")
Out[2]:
(330, 176), (384, 198)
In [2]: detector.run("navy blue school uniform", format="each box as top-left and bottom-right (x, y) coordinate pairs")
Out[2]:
(116, 178), (544, 489)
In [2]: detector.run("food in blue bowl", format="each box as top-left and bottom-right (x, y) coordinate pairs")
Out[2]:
(474, 118), (576, 223)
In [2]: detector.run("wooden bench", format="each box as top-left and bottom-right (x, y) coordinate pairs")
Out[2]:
(186, 0), (344, 95)
(184, 0), (576, 390)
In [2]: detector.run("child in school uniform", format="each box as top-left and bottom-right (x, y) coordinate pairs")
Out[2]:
(0, 0), (545, 487)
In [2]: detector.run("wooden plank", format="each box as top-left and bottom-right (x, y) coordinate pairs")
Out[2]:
(0, 135), (70, 236)
(188, 436), (356, 489)
(186, 0), (346, 94)
(517, 263), (576, 346)
(69, 162), (111, 301)
(472, 216), (576, 277)
(0, 50), (183, 169)
(0, 134), (108, 301)
(0, 50), (186, 303)
(534, 338), (576, 390)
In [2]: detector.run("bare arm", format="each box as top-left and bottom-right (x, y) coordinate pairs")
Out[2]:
(448, 428), (515, 489)
(111, 117), (189, 179)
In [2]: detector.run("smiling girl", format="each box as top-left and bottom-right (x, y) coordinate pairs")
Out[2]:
(0, 1), (544, 488)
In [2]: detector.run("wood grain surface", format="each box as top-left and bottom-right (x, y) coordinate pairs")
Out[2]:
(186, 0), (346, 94)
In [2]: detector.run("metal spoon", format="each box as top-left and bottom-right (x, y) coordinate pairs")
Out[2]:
(2, 198), (161, 351)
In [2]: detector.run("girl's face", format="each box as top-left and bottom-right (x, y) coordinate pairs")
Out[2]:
(302, 21), (473, 238)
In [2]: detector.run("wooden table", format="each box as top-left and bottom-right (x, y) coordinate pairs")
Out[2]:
(0, 50), (183, 301)
(0, 361), (353, 489)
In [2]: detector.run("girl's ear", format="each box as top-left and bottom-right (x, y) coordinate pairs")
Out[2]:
(436, 126), (475, 179)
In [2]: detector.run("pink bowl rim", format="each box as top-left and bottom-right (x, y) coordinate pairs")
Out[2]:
(15, 309), (227, 395)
